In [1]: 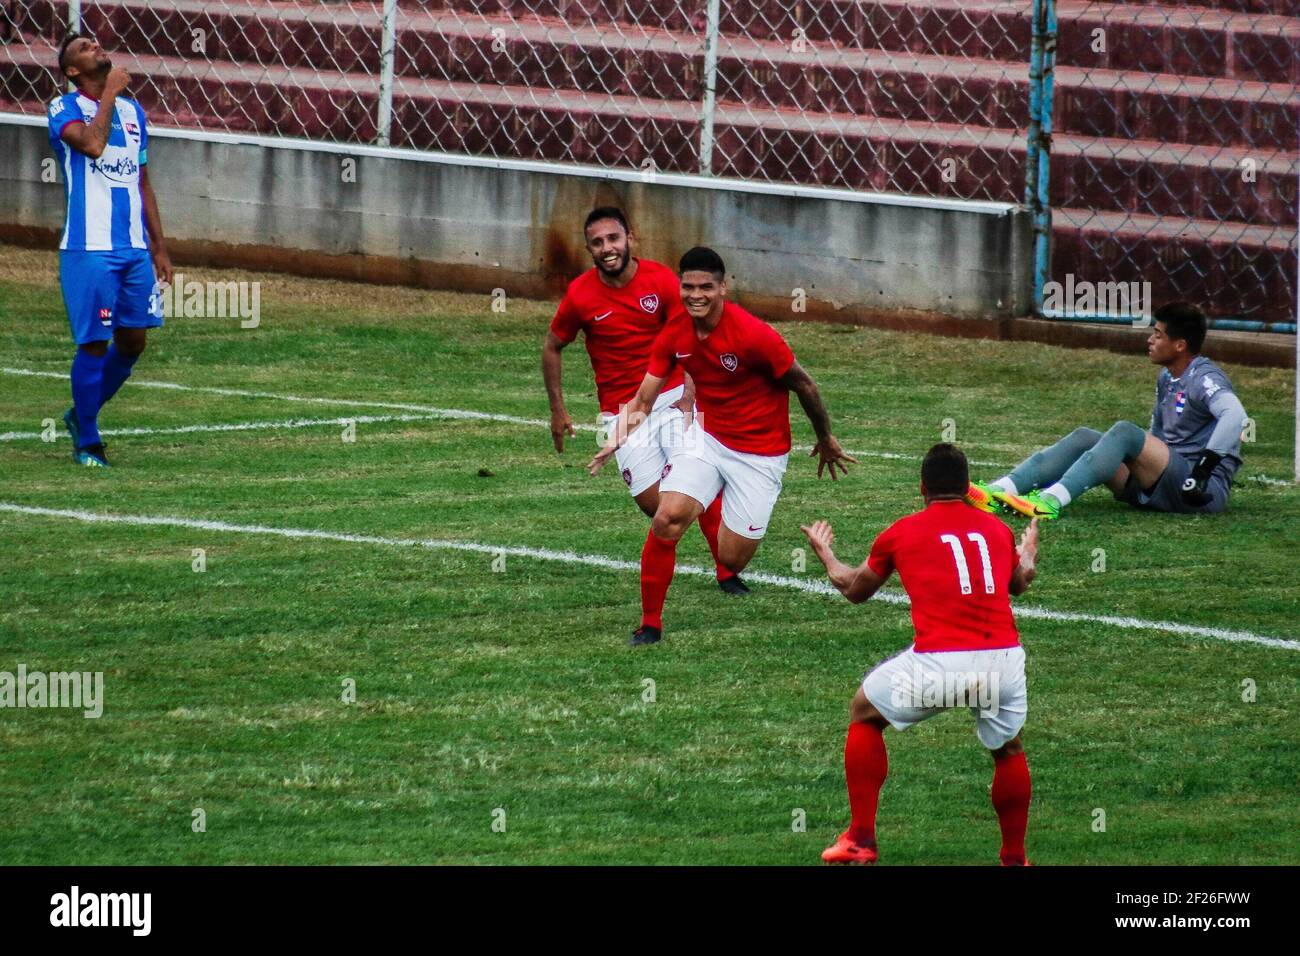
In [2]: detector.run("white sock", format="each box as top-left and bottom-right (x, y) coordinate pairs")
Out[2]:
(990, 477), (1018, 495)
(1042, 482), (1072, 507)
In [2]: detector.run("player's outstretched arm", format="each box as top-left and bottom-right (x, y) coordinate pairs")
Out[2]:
(801, 520), (887, 603)
(1010, 518), (1039, 596)
(541, 330), (577, 453)
(587, 371), (664, 476)
(139, 166), (172, 286)
(779, 362), (856, 479)
(60, 67), (130, 158)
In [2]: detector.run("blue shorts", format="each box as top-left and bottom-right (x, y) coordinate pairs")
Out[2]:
(60, 248), (164, 345)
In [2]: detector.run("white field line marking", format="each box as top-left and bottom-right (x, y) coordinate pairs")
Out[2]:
(5, 366), (1294, 482)
(0, 413), (449, 442)
(0, 367), (559, 430)
(0, 367), (1007, 469)
(2, 501), (1296, 652)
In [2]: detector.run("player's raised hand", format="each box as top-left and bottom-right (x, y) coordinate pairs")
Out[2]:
(1017, 518), (1040, 572)
(104, 67), (131, 98)
(800, 519), (835, 562)
(810, 436), (857, 480)
(550, 408), (576, 453)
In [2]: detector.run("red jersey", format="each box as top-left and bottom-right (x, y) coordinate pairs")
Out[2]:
(549, 258), (684, 415)
(647, 301), (795, 456)
(867, 500), (1021, 653)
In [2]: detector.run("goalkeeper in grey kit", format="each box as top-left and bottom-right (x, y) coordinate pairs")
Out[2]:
(966, 303), (1248, 520)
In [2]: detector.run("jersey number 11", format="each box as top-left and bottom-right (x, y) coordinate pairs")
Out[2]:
(940, 533), (995, 595)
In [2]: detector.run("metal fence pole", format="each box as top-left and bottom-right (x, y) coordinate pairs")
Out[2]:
(376, 0), (397, 147)
(1026, 0), (1056, 316)
(697, 0), (722, 176)
(1024, 0), (1044, 210)
(67, 0), (82, 92)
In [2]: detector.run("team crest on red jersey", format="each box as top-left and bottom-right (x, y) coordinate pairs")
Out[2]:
(622, 468), (633, 486)
(638, 294), (659, 313)
(720, 352), (739, 372)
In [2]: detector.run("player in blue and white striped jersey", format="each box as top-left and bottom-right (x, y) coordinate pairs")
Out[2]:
(48, 33), (172, 468)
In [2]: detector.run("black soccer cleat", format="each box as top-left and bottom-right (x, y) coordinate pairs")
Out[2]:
(717, 574), (751, 596)
(628, 625), (662, 647)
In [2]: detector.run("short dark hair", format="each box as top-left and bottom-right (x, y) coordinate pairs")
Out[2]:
(58, 33), (82, 78)
(921, 443), (969, 497)
(1152, 301), (1207, 354)
(583, 206), (629, 236)
(678, 246), (726, 280)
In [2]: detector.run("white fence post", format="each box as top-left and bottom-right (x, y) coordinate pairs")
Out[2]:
(376, 0), (397, 147)
(66, 1), (82, 92)
(697, 0), (722, 175)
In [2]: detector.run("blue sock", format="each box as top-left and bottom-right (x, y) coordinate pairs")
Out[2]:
(1055, 421), (1147, 502)
(98, 343), (140, 412)
(1006, 426), (1102, 492)
(71, 347), (107, 447)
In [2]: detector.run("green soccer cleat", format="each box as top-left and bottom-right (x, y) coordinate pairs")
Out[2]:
(62, 407), (81, 459)
(993, 488), (1060, 520)
(964, 481), (1000, 513)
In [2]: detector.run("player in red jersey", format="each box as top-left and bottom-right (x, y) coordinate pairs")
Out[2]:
(543, 209), (739, 592)
(802, 444), (1041, 865)
(589, 246), (856, 646)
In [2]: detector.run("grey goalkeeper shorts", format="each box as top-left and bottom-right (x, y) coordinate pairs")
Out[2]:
(1114, 452), (1231, 514)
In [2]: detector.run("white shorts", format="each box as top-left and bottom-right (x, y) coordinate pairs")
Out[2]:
(659, 422), (788, 539)
(599, 385), (686, 497)
(862, 645), (1027, 750)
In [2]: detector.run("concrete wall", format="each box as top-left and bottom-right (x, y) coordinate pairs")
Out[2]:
(0, 114), (1032, 319)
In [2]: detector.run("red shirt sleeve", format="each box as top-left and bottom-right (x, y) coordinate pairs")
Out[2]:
(657, 267), (681, 325)
(549, 291), (583, 344)
(646, 320), (678, 379)
(866, 522), (899, 579)
(751, 321), (795, 380)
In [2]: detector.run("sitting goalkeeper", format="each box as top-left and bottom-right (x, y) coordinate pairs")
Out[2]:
(967, 303), (1247, 519)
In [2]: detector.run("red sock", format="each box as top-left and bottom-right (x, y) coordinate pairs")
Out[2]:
(696, 495), (729, 581)
(639, 529), (678, 629)
(844, 722), (887, 846)
(991, 751), (1032, 865)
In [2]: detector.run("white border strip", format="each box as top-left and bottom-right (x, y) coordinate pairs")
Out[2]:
(0, 501), (1295, 651)
(0, 111), (1017, 216)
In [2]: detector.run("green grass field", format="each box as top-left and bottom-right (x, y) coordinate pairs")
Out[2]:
(1, 244), (1297, 865)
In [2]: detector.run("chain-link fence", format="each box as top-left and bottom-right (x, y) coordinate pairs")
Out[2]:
(1, 0), (1296, 324)
(1051, 1), (1298, 325)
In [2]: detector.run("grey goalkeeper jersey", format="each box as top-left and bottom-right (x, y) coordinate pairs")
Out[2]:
(1151, 356), (1243, 483)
